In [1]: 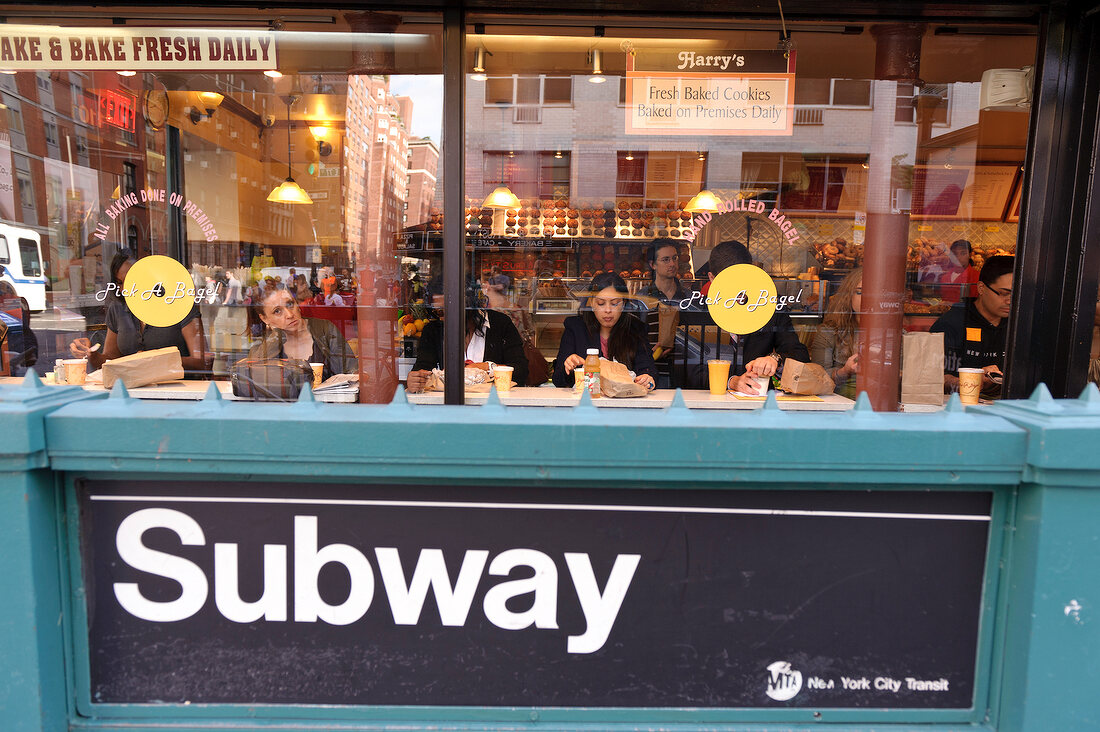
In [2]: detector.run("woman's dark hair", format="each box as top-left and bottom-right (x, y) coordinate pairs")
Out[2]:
(581, 272), (643, 368)
(107, 249), (137, 303)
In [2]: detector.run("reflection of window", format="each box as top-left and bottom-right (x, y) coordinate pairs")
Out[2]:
(75, 136), (88, 155)
(16, 171), (35, 212)
(484, 75), (573, 106)
(794, 78), (873, 107)
(44, 121), (58, 145)
(127, 225), (139, 251)
(895, 83), (949, 124)
(123, 162), (137, 197)
(742, 153), (868, 213)
(615, 151), (706, 205)
(483, 151), (570, 199)
(5, 98), (23, 134)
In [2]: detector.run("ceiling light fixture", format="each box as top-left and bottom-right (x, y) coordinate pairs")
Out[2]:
(471, 46), (489, 81)
(117, 70), (137, 77)
(267, 94), (313, 205)
(588, 48), (606, 83)
(624, 151), (634, 161)
(264, 69), (283, 79)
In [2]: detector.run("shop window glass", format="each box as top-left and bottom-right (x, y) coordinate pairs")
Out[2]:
(464, 19), (1036, 412)
(1, 8), (443, 404)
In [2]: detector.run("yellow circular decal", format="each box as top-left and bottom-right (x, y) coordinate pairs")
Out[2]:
(123, 255), (195, 327)
(706, 263), (777, 335)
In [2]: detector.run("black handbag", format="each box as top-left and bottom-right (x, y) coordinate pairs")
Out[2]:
(230, 357), (312, 401)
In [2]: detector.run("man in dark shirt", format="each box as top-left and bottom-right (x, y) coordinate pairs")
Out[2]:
(688, 239), (810, 393)
(930, 255), (1014, 397)
(640, 239), (690, 304)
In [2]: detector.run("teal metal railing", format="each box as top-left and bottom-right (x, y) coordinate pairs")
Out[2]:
(1, 373), (1098, 731)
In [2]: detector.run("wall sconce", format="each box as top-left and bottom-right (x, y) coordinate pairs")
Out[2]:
(471, 47), (489, 81)
(697, 151), (706, 161)
(624, 151), (634, 161)
(588, 49), (606, 83)
(554, 149), (563, 159)
(189, 91), (225, 124)
(309, 124), (334, 157)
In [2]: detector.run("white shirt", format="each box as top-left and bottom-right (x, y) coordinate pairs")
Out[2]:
(465, 311), (490, 362)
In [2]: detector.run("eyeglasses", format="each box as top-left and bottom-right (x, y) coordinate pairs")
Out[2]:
(985, 285), (1013, 299)
(657, 255), (679, 264)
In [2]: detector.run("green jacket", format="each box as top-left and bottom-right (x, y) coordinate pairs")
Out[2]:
(248, 317), (358, 379)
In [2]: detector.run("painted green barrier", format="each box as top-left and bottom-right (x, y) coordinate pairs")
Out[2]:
(0, 374), (1098, 731)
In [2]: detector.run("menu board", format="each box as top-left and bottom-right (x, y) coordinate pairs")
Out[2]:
(910, 165), (1018, 221)
(644, 154), (678, 202)
(1005, 174), (1023, 223)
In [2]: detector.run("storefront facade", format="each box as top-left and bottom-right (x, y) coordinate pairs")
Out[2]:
(0, 0), (1093, 407)
(1, 1), (1099, 730)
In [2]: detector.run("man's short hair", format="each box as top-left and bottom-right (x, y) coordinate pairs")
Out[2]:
(647, 238), (679, 265)
(979, 255), (1014, 286)
(708, 240), (752, 274)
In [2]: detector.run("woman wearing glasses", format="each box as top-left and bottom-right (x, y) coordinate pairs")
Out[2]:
(553, 272), (657, 391)
(810, 268), (862, 399)
(931, 255), (1014, 397)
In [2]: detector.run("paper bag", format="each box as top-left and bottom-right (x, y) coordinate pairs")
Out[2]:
(901, 331), (945, 405)
(780, 359), (836, 395)
(657, 303), (679, 349)
(102, 346), (185, 389)
(599, 358), (648, 398)
(425, 366), (495, 392)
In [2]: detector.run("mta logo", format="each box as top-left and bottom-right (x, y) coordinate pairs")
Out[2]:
(765, 660), (803, 701)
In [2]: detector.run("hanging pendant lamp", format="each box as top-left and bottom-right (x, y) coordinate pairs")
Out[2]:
(684, 189), (722, 213)
(267, 95), (313, 205)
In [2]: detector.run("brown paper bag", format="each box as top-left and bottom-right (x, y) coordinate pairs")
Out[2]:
(425, 366), (496, 392)
(780, 359), (836, 395)
(102, 346), (185, 389)
(657, 303), (679, 349)
(901, 331), (945, 405)
(599, 358), (648, 398)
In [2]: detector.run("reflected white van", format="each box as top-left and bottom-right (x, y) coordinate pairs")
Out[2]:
(0, 224), (46, 312)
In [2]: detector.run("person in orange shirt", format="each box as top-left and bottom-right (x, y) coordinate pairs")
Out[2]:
(321, 268), (338, 299)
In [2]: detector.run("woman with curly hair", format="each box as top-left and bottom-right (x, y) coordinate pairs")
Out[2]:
(811, 268), (862, 399)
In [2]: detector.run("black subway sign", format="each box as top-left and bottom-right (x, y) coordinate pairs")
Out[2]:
(79, 481), (991, 708)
